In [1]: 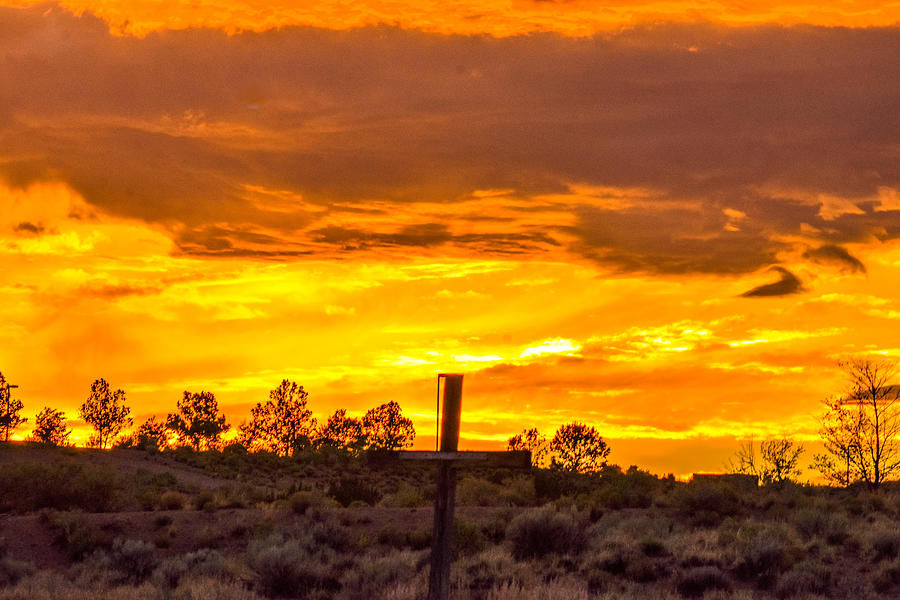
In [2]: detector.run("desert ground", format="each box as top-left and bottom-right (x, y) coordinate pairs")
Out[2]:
(1, 442), (899, 599)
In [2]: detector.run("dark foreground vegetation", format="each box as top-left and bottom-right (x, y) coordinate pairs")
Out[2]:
(1, 443), (900, 599)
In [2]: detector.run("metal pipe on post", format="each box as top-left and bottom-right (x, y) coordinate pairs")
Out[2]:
(1, 383), (18, 443)
(428, 373), (463, 600)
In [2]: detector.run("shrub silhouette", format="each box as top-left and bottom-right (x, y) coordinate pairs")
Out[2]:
(872, 531), (900, 561)
(595, 544), (635, 576)
(774, 561), (831, 599)
(289, 490), (329, 515)
(732, 528), (793, 589)
(638, 536), (667, 557)
(327, 477), (381, 507)
(46, 512), (109, 561)
(152, 548), (225, 590)
(453, 518), (487, 558)
(339, 549), (420, 599)
(0, 462), (121, 512)
(596, 465), (660, 509)
(252, 537), (339, 598)
(109, 538), (158, 583)
(533, 468), (591, 501)
(193, 490), (217, 511)
(675, 482), (741, 525)
(0, 553), (35, 587)
(676, 566), (731, 597)
(623, 555), (669, 583)
(506, 506), (586, 559)
(158, 491), (186, 510)
(874, 559), (900, 593)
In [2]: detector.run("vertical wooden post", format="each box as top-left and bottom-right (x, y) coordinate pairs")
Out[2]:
(428, 374), (463, 600)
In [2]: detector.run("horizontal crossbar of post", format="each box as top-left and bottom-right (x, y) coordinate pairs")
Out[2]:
(397, 450), (531, 469)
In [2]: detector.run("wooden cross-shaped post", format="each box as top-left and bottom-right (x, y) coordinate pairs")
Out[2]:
(396, 374), (530, 600)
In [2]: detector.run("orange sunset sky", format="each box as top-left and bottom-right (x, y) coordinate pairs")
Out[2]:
(1, 1), (898, 477)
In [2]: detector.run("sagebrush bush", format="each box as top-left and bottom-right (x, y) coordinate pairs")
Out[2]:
(288, 491), (322, 515)
(594, 543), (635, 576)
(339, 549), (424, 599)
(253, 541), (322, 598)
(873, 558), (900, 593)
(193, 490), (217, 511)
(250, 535), (340, 599)
(109, 538), (158, 583)
(792, 508), (829, 540)
(0, 554), (35, 587)
(676, 566), (731, 597)
(460, 548), (518, 597)
(376, 525), (408, 548)
(638, 536), (667, 557)
(158, 491), (186, 510)
(733, 529), (792, 589)
(675, 483), (741, 525)
(0, 462), (122, 512)
(327, 477), (381, 507)
(454, 518), (488, 558)
(625, 555), (668, 582)
(456, 476), (535, 507)
(379, 483), (427, 508)
(871, 531), (900, 561)
(532, 469), (592, 501)
(153, 548), (226, 590)
(47, 512), (110, 561)
(594, 466), (660, 509)
(506, 506), (587, 559)
(774, 561), (831, 599)
(310, 518), (353, 552)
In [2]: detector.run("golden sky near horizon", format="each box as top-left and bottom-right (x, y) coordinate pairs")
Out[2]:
(1, 1), (898, 476)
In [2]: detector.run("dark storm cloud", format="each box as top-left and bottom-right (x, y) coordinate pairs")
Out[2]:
(310, 223), (558, 253)
(81, 284), (163, 299)
(741, 267), (805, 297)
(570, 202), (786, 274)
(1, 5), (898, 272)
(802, 244), (867, 274)
(13, 222), (45, 235)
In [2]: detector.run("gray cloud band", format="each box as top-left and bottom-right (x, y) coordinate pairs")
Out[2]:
(1, 5), (897, 276)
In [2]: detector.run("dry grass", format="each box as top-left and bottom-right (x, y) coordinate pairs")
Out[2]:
(3, 444), (900, 599)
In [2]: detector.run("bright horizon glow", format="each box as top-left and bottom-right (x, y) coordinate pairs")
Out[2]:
(4, 0), (899, 37)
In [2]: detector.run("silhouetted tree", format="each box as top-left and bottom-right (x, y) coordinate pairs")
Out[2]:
(507, 427), (548, 467)
(549, 422), (610, 473)
(239, 380), (316, 456)
(117, 416), (168, 452)
(0, 372), (26, 442)
(813, 358), (900, 489)
(167, 391), (229, 451)
(362, 401), (415, 451)
(316, 408), (366, 454)
(727, 438), (804, 485)
(80, 378), (132, 449)
(32, 407), (71, 446)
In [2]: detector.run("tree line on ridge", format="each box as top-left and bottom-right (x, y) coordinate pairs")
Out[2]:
(1, 357), (899, 489)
